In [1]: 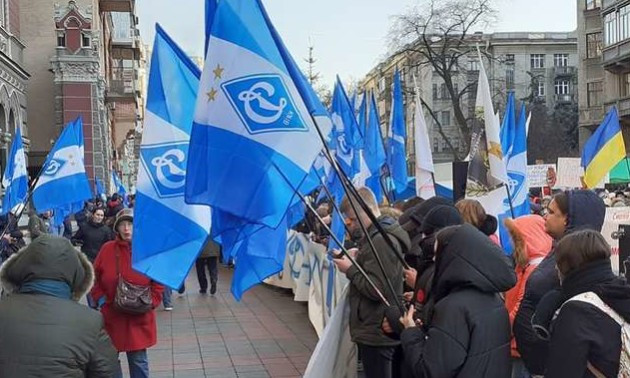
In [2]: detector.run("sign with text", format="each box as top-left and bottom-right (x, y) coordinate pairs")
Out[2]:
(527, 164), (557, 188)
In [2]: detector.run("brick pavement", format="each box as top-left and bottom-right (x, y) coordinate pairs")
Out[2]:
(129, 266), (318, 378)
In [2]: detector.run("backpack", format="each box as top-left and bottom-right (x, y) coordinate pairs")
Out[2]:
(562, 291), (630, 378)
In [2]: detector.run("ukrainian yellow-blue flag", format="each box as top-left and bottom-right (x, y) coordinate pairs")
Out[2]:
(581, 107), (626, 188)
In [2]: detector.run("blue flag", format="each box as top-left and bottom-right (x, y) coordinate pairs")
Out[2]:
(131, 24), (212, 289)
(186, 0), (332, 299)
(112, 170), (126, 196)
(32, 117), (92, 213)
(330, 76), (362, 179)
(95, 178), (105, 197)
(1, 126), (27, 215)
(364, 92), (386, 203)
(185, 0), (331, 230)
(499, 94), (530, 253)
(204, 0), (218, 56)
(388, 69), (408, 194)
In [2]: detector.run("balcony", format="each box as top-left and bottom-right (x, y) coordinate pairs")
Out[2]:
(603, 38), (630, 73)
(554, 94), (575, 103)
(111, 29), (140, 60)
(106, 67), (139, 104)
(553, 66), (577, 77)
(99, 0), (134, 12)
(606, 97), (630, 117)
(579, 106), (605, 127)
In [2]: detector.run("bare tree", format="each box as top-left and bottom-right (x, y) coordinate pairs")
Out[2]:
(303, 44), (332, 108)
(388, 0), (497, 160)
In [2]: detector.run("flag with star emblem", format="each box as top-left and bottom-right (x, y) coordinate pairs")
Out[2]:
(32, 117), (92, 214)
(131, 24), (211, 290)
(185, 0), (332, 300)
(466, 50), (508, 197)
(185, 0), (331, 229)
(1, 125), (28, 215)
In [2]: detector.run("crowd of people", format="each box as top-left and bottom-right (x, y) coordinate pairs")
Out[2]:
(0, 193), (221, 378)
(296, 186), (630, 378)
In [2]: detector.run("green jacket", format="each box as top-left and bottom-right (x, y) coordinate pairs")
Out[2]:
(0, 235), (117, 377)
(28, 214), (49, 240)
(346, 217), (410, 347)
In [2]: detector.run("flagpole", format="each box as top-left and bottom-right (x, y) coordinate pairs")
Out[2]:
(504, 183), (515, 219)
(289, 172), (392, 307)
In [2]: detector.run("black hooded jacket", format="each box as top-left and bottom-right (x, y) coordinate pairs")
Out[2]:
(400, 224), (517, 378)
(513, 190), (606, 375)
(72, 220), (114, 262)
(546, 260), (630, 377)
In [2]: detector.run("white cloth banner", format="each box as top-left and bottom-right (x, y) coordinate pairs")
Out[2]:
(265, 231), (349, 335)
(304, 285), (357, 378)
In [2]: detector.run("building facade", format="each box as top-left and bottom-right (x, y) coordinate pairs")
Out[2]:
(577, 0), (630, 152)
(361, 32), (578, 164)
(0, 0), (28, 180)
(20, 0), (142, 193)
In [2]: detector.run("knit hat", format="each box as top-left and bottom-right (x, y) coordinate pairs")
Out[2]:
(420, 205), (463, 235)
(400, 197), (453, 231)
(113, 208), (133, 233)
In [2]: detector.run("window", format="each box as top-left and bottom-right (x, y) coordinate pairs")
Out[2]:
(587, 82), (603, 107)
(505, 54), (515, 64)
(621, 72), (630, 97)
(440, 83), (449, 100)
(587, 33), (603, 58)
(57, 33), (66, 47)
(82, 33), (91, 48)
(378, 77), (386, 93)
(621, 6), (630, 42)
(554, 79), (570, 95)
(586, 0), (601, 10)
(531, 54), (545, 69)
(441, 111), (450, 126)
(537, 81), (546, 97)
(506, 68), (515, 90)
(554, 54), (569, 67)
(605, 11), (619, 46)
(468, 59), (480, 72)
(433, 137), (439, 152)
(432, 83), (438, 100)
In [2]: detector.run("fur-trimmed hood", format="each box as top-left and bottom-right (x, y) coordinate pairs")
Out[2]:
(0, 235), (94, 301)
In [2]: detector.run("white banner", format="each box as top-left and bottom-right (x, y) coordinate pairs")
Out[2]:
(601, 207), (630, 274)
(527, 164), (557, 188)
(556, 157), (609, 188)
(265, 231), (349, 335)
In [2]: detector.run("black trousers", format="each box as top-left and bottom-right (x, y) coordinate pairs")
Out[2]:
(195, 257), (218, 291)
(358, 343), (396, 378)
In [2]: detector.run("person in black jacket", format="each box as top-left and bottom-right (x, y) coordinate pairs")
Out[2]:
(544, 230), (630, 377)
(513, 190), (606, 375)
(399, 224), (517, 378)
(333, 187), (410, 378)
(71, 208), (114, 262)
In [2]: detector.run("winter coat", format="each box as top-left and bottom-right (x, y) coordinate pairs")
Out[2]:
(0, 235), (117, 377)
(0, 213), (25, 261)
(503, 215), (552, 358)
(546, 260), (630, 377)
(90, 239), (164, 352)
(106, 200), (123, 219)
(513, 190), (606, 375)
(28, 213), (49, 240)
(72, 220), (114, 262)
(400, 224), (517, 378)
(347, 216), (410, 347)
(199, 237), (221, 258)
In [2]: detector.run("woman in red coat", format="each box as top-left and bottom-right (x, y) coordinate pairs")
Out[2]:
(90, 209), (163, 378)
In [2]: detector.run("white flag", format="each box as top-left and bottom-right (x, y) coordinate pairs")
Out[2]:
(413, 75), (435, 199)
(477, 49), (508, 184)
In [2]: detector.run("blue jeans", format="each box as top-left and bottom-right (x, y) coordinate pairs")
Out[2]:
(162, 287), (172, 308)
(117, 349), (149, 378)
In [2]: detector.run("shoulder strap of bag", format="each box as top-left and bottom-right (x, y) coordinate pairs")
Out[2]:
(115, 244), (121, 279)
(564, 291), (625, 326)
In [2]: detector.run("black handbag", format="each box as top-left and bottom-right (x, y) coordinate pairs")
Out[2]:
(113, 246), (152, 315)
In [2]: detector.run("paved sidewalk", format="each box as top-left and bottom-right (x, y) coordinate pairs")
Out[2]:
(131, 266), (318, 378)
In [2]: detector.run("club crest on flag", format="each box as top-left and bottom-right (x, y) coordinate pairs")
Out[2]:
(140, 142), (188, 198)
(221, 74), (307, 134)
(504, 171), (526, 207)
(44, 158), (67, 177)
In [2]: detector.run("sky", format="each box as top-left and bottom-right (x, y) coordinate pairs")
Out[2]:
(137, 0), (577, 88)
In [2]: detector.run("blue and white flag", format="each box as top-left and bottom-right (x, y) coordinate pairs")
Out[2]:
(499, 94), (530, 253)
(1, 126), (27, 215)
(185, 0), (331, 230)
(111, 170), (126, 196)
(364, 92), (386, 203)
(95, 178), (105, 197)
(32, 117), (92, 213)
(331, 76), (362, 178)
(132, 24), (211, 289)
(388, 69), (408, 194)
